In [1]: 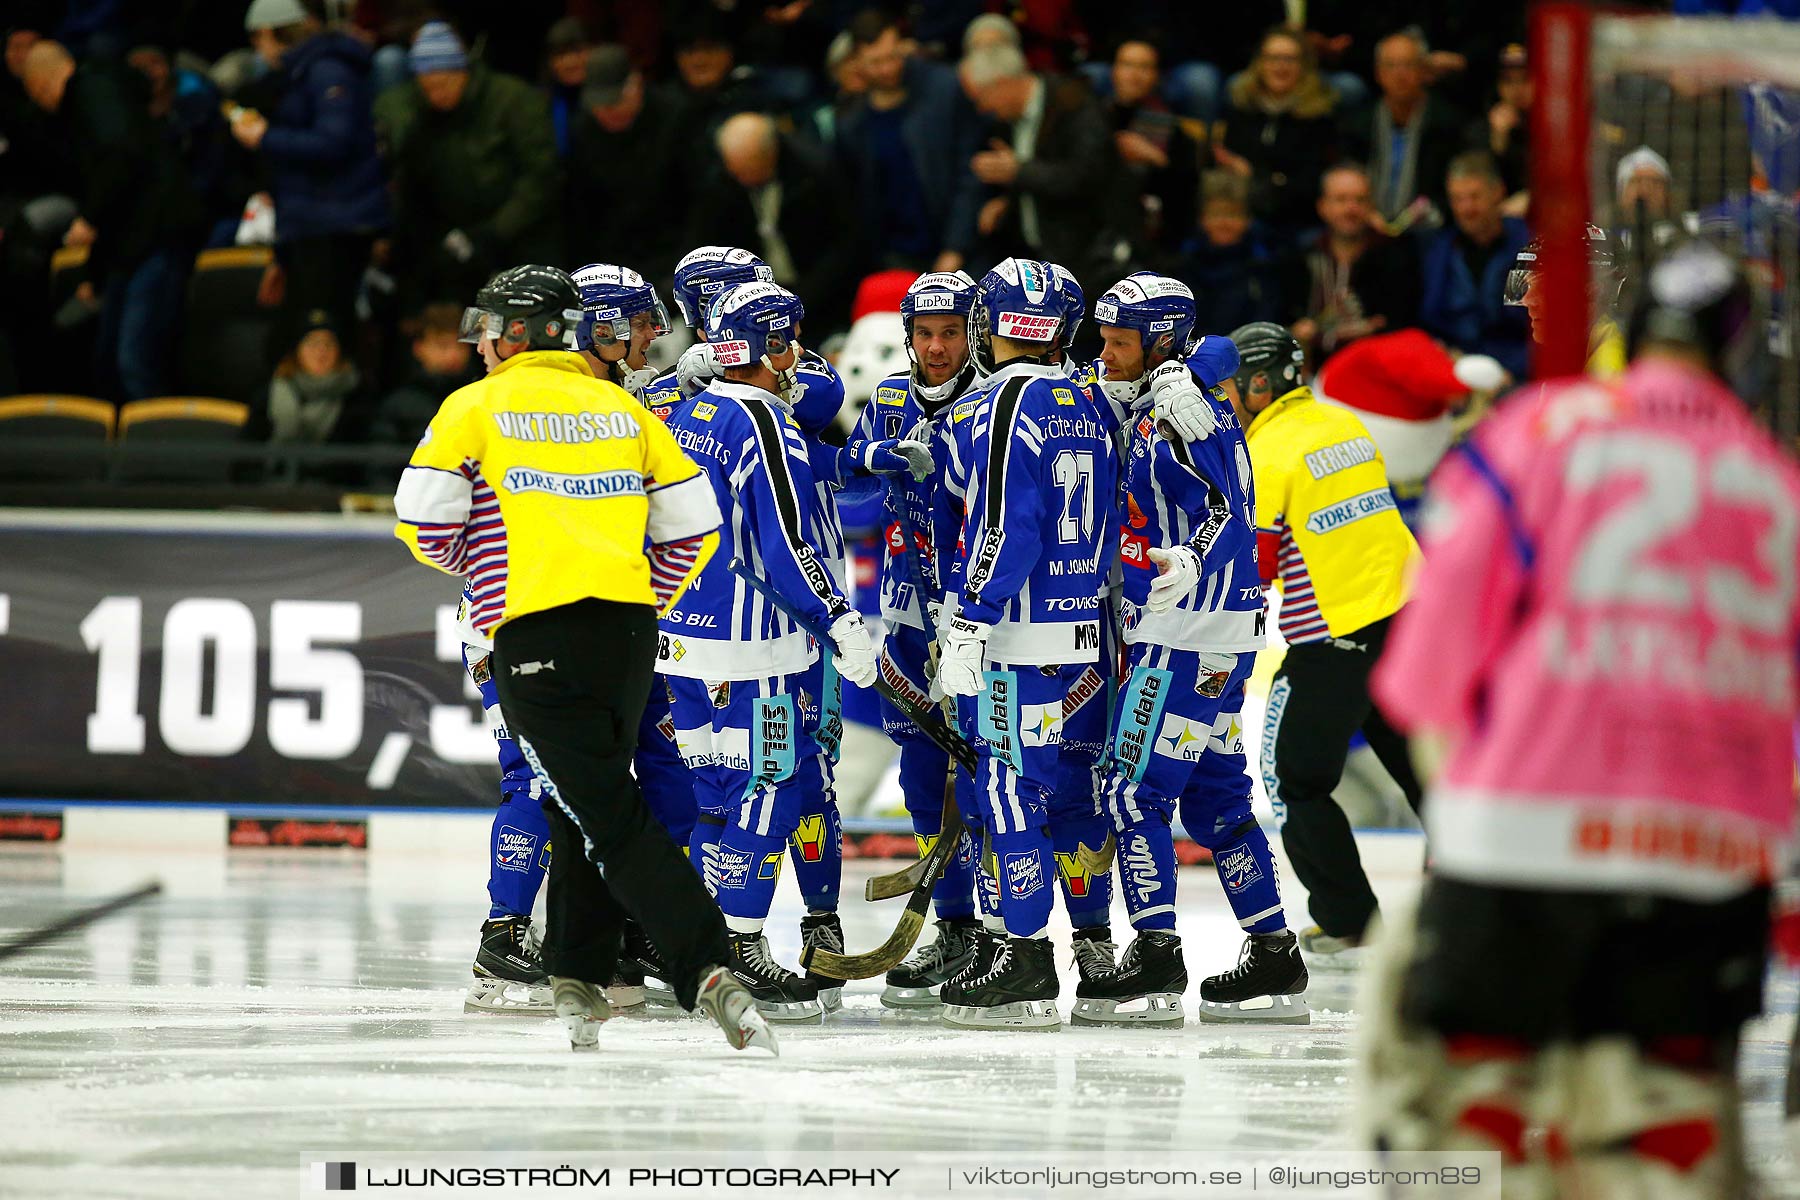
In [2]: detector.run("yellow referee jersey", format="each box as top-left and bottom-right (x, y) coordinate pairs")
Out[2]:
(1247, 385), (1419, 643)
(394, 350), (719, 635)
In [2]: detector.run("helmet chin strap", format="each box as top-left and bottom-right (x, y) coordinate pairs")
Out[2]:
(1103, 371), (1147, 413)
(613, 360), (658, 397)
(762, 352), (800, 408)
(913, 358), (975, 409)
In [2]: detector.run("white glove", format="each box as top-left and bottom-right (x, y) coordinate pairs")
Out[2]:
(845, 438), (934, 481)
(828, 610), (878, 687)
(933, 615), (990, 699)
(1145, 546), (1201, 614)
(676, 342), (721, 397)
(1149, 361), (1218, 442)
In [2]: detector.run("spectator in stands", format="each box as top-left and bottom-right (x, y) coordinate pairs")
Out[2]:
(374, 22), (560, 316)
(658, 14), (761, 160)
(1477, 42), (1531, 203)
(835, 9), (983, 274)
(806, 29), (866, 146)
(688, 111), (859, 332)
(1418, 150), (1530, 379)
(1214, 27), (1340, 241)
(21, 39), (201, 402)
(565, 44), (678, 270)
(127, 44), (242, 250)
(962, 13), (1021, 56)
(265, 307), (362, 444)
(1345, 29), (1467, 230)
(232, 0), (390, 348)
(542, 17), (590, 158)
(1168, 170), (1286, 333)
(369, 303), (475, 444)
(1105, 37), (1201, 253)
(960, 41), (1121, 285)
(1286, 163), (1420, 362)
(1614, 145), (1687, 255)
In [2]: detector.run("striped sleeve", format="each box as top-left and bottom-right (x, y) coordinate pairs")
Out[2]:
(641, 412), (721, 544)
(394, 391), (482, 575)
(738, 397), (846, 629)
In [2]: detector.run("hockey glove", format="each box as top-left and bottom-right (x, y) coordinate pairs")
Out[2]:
(1149, 361), (1218, 442)
(1144, 546), (1201, 614)
(676, 342), (721, 398)
(828, 610), (878, 687)
(932, 615), (990, 700)
(842, 438), (934, 482)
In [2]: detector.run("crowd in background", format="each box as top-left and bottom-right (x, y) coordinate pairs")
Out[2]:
(0, 0), (1558, 450)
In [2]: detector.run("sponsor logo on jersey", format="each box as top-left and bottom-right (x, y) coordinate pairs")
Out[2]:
(1075, 622), (1101, 652)
(1305, 488), (1398, 535)
(1196, 668), (1230, 698)
(1126, 494), (1149, 529)
(657, 712), (677, 743)
(875, 386), (907, 407)
(668, 610), (718, 628)
(672, 426), (732, 465)
(492, 409), (640, 443)
(1210, 711), (1245, 755)
(494, 825), (536, 873)
(709, 680), (732, 709)
(1003, 849), (1045, 899)
(1053, 387), (1075, 406)
(694, 401), (718, 421)
(469, 653), (492, 685)
(953, 401), (976, 424)
(878, 652), (931, 711)
(1217, 845), (1264, 892)
(1121, 529), (1150, 567)
(758, 850), (784, 881)
(791, 813), (829, 864)
(1112, 668), (1169, 781)
(1020, 701), (1063, 749)
(752, 696), (796, 787)
(500, 467), (644, 499)
(1053, 843), (1108, 898)
(977, 672), (1021, 773)
(1062, 666), (1107, 719)
(1303, 436), (1379, 480)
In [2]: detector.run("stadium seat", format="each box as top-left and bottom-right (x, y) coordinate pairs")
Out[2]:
(0, 394), (113, 480)
(178, 246), (277, 404)
(116, 396), (248, 482)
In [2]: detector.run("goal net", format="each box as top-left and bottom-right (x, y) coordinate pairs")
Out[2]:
(1530, 5), (1800, 438)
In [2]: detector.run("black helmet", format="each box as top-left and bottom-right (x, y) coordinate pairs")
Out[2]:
(1626, 241), (1763, 390)
(460, 265), (584, 352)
(1504, 223), (1620, 307)
(1227, 321), (1306, 399)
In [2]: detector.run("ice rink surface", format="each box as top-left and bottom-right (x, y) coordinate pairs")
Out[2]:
(2, 829), (1798, 1199)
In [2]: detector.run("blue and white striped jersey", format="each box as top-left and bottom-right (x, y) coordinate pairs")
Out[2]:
(657, 380), (850, 680)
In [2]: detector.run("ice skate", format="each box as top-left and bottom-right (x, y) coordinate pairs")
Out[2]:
(465, 915), (552, 1015)
(1197, 929), (1311, 1024)
(696, 965), (779, 1055)
(1071, 930), (1187, 1028)
(800, 911), (845, 1013)
(881, 917), (981, 1009)
(728, 931), (823, 1023)
(1297, 924), (1368, 970)
(604, 963), (646, 1010)
(941, 935), (1061, 1030)
(550, 977), (611, 1050)
(1070, 924), (1117, 987)
(621, 919), (676, 1006)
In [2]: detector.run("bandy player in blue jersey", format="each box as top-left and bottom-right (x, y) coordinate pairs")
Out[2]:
(1076, 275), (1309, 1028)
(931, 258), (1114, 1031)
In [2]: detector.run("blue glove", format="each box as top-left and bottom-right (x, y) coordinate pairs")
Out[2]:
(840, 438), (934, 482)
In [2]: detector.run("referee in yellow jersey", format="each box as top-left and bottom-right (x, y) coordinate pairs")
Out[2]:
(395, 265), (774, 1054)
(1223, 322), (1424, 963)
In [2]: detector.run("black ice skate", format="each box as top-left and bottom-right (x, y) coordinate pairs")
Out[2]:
(800, 911), (845, 1014)
(551, 977), (610, 1050)
(466, 915), (551, 1015)
(695, 965), (779, 1055)
(880, 917), (981, 1009)
(941, 935), (1061, 1030)
(620, 918), (675, 1007)
(1070, 925), (1118, 987)
(937, 923), (1006, 1008)
(728, 931), (823, 1023)
(1070, 930), (1187, 1028)
(1197, 929), (1311, 1025)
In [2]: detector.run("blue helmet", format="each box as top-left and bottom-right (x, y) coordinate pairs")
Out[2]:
(900, 270), (977, 388)
(972, 257), (1066, 372)
(570, 263), (670, 352)
(1049, 262), (1085, 346)
(704, 281), (805, 369)
(672, 245), (774, 331)
(1093, 271), (1198, 366)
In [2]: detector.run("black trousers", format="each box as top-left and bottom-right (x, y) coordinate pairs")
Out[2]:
(1265, 615), (1422, 939)
(491, 598), (728, 1009)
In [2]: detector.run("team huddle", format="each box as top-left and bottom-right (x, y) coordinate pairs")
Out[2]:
(402, 244), (1365, 1043)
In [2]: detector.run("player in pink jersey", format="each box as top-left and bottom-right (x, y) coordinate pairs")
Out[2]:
(1361, 243), (1800, 1196)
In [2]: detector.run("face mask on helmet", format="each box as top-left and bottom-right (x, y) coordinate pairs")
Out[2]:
(458, 306), (506, 345)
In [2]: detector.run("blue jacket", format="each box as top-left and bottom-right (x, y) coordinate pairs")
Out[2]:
(261, 32), (390, 243)
(835, 58), (984, 258)
(1418, 217), (1532, 379)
